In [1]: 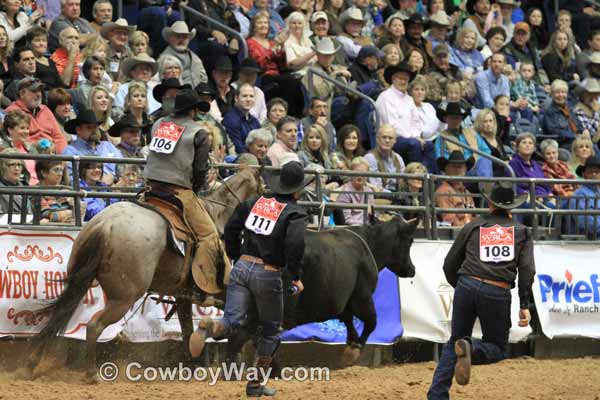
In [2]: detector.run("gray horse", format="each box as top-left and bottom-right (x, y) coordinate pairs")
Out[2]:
(27, 168), (262, 381)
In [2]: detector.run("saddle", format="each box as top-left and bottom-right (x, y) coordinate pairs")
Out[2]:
(143, 196), (195, 258)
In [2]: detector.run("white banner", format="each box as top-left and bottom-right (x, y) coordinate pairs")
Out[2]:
(533, 243), (600, 339)
(399, 241), (532, 343)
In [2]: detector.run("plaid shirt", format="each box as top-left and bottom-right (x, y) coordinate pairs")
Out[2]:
(510, 78), (539, 108)
(574, 102), (600, 135)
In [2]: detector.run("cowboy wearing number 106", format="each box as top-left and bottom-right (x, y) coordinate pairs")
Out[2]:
(428, 181), (536, 400)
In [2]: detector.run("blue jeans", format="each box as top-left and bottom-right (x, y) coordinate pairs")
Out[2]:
(427, 275), (511, 400)
(221, 259), (284, 357)
(393, 137), (436, 172)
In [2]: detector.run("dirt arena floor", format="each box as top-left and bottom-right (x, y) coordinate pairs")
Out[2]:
(1, 357), (599, 400)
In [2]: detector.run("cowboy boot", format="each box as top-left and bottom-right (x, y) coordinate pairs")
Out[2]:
(189, 317), (226, 358)
(246, 356), (277, 397)
(454, 338), (472, 386)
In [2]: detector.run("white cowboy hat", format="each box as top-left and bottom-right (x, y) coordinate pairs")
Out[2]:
(162, 21), (197, 43)
(574, 79), (600, 98)
(312, 37), (340, 55)
(100, 18), (136, 39)
(429, 11), (451, 27)
(496, 0), (521, 7)
(120, 53), (158, 78)
(339, 7), (365, 28)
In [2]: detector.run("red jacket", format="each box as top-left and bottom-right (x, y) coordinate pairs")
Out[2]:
(6, 100), (68, 153)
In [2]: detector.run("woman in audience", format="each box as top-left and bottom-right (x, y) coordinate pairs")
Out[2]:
(157, 54), (183, 82)
(541, 30), (579, 84)
(248, 0), (285, 39)
(542, 79), (584, 150)
(480, 26), (506, 62)
(71, 56), (107, 112)
(0, 148), (27, 216)
(284, 11), (316, 77)
(450, 27), (484, 75)
(47, 88), (75, 142)
(540, 138), (577, 197)
(509, 132), (553, 201)
(377, 43), (402, 88)
(409, 76), (440, 172)
(526, 7), (549, 50)
(78, 161), (116, 221)
(574, 80), (600, 145)
(0, 25), (11, 82)
(0, 110), (36, 183)
(473, 108), (508, 176)
(323, 0), (345, 35)
(406, 48), (428, 75)
(129, 30), (151, 57)
(26, 26), (65, 89)
(0, 0), (42, 44)
(397, 161), (427, 221)
(78, 35), (114, 92)
(245, 127), (273, 166)
(298, 124), (333, 169)
(332, 124), (363, 170)
(262, 97), (287, 138)
(567, 136), (595, 176)
(492, 94), (512, 148)
(88, 85), (115, 142)
(377, 14), (410, 56)
(336, 156), (375, 225)
(123, 82), (152, 145)
(35, 159), (76, 224)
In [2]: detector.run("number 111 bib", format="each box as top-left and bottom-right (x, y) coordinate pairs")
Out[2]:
(479, 225), (515, 263)
(245, 196), (287, 236)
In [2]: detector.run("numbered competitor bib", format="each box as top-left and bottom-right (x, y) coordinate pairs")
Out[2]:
(148, 121), (185, 154)
(479, 225), (515, 263)
(244, 196), (287, 236)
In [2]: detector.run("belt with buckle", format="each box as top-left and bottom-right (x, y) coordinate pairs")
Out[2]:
(239, 255), (280, 271)
(469, 275), (511, 290)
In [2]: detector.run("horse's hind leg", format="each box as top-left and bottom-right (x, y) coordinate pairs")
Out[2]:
(85, 299), (135, 382)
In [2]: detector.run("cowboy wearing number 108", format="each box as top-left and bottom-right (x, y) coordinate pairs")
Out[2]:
(428, 181), (536, 400)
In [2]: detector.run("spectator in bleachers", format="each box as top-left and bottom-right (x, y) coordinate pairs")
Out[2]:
(0, 0), (43, 46)
(349, 45), (382, 87)
(101, 18), (135, 81)
(480, 26), (507, 61)
(5, 47), (37, 101)
(123, 82), (152, 143)
(409, 75), (440, 171)
(425, 44), (461, 104)
(337, 156), (375, 225)
(89, 0), (113, 34)
(365, 124), (406, 192)
(47, 88), (74, 143)
(541, 30), (579, 84)
(569, 156), (600, 238)
(406, 48), (428, 75)
(473, 108), (508, 176)
(450, 27), (484, 75)
(78, 35), (114, 92)
(114, 53), (160, 114)
(6, 77), (67, 153)
(26, 27), (67, 91)
(396, 161), (427, 220)
(542, 79), (585, 150)
(278, 0), (304, 21)
(337, 7), (372, 60)
(298, 123), (333, 169)
(567, 136), (595, 176)
(71, 56), (106, 112)
(435, 151), (475, 227)
(63, 109), (122, 185)
(130, 30), (151, 57)
(301, 97), (336, 153)
(405, 13), (434, 64)
(574, 79), (600, 144)
(227, 0), (251, 39)
(78, 160), (117, 221)
(323, 0), (345, 36)
(0, 148), (27, 215)
(151, 77), (189, 119)
(0, 25), (10, 83)
(234, 58), (267, 123)
(211, 55), (236, 116)
(51, 27), (81, 89)
(245, 128), (273, 166)
(492, 94), (512, 147)
(35, 159), (76, 224)
(540, 138), (578, 197)
(157, 55), (183, 84)
(304, 37), (351, 104)
(267, 115), (301, 167)
(377, 44), (402, 88)
(109, 113), (145, 159)
(377, 14), (410, 56)
(159, 21), (208, 89)
(248, 0), (285, 40)
(88, 85), (115, 143)
(426, 11), (452, 51)
(526, 7), (549, 50)
(586, 53), (600, 82)
(284, 11), (316, 77)
(0, 109), (36, 182)
(497, 0), (519, 42)
(309, 12), (347, 67)
(509, 61), (540, 122)
(509, 132), (553, 200)
(115, 164), (143, 188)
(435, 102), (488, 161)
(332, 124), (364, 170)
(463, 0), (502, 49)
(223, 82), (261, 154)
(48, 0), (95, 52)
(262, 97), (288, 138)
(577, 31), (600, 80)
(503, 21), (547, 78)
(474, 52), (510, 109)
(195, 82), (225, 128)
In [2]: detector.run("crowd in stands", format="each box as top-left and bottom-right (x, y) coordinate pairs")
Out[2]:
(0, 0), (600, 237)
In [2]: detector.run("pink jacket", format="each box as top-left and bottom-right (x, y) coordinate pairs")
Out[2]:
(6, 100), (67, 153)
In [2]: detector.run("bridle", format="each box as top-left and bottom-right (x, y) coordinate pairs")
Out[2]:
(201, 167), (263, 209)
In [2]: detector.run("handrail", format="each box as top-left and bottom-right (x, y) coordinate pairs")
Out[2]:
(180, 4), (248, 60)
(306, 67), (381, 133)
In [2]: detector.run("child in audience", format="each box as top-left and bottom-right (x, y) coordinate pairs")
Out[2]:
(510, 62), (540, 122)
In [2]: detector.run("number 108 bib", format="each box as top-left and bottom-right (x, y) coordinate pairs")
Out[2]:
(245, 196), (287, 236)
(479, 224), (515, 263)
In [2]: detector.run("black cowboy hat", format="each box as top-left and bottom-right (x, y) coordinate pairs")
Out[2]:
(173, 88), (211, 114)
(436, 102), (470, 122)
(265, 160), (309, 194)
(213, 56), (234, 72)
(64, 109), (99, 135)
(479, 181), (528, 210)
(239, 57), (262, 73)
(195, 82), (216, 99)
(108, 113), (143, 138)
(436, 150), (475, 172)
(405, 13), (429, 30)
(152, 78), (191, 102)
(384, 61), (416, 85)
(576, 155), (600, 177)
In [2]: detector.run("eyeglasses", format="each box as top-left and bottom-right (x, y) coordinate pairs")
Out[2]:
(7, 162), (23, 168)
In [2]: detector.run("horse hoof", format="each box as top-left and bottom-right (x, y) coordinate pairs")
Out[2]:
(14, 367), (34, 381)
(85, 372), (100, 384)
(341, 345), (361, 367)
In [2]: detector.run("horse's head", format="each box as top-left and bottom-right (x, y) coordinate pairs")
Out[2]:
(385, 217), (418, 278)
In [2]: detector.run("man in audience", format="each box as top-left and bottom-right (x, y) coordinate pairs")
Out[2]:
(5, 48), (37, 101)
(90, 0), (113, 33)
(365, 124), (406, 192)
(502, 22), (544, 82)
(337, 7), (373, 60)
(310, 12), (347, 66)
(425, 44), (464, 105)
(349, 45), (383, 87)
(426, 11), (452, 50)
(109, 113), (145, 159)
(577, 30), (600, 80)
(435, 151), (475, 227)
(6, 78), (68, 153)
(305, 38), (352, 103)
(223, 83), (261, 154)
(405, 13), (434, 63)
(159, 21), (208, 89)
(102, 18), (135, 81)
(267, 116), (301, 167)
(233, 58), (266, 123)
(211, 56), (236, 116)
(49, 0), (96, 51)
(570, 155), (600, 238)
(300, 97), (336, 153)
(474, 53), (510, 109)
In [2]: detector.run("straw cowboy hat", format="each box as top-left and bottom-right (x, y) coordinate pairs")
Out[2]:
(479, 181), (528, 210)
(120, 53), (158, 78)
(100, 18), (136, 39)
(339, 7), (365, 27)
(312, 37), (340, 55)
(162, 21), (196, 43)
(496, 0), (521, 7)
(429, 11), (451, 27)
(574, 79), (600, 99)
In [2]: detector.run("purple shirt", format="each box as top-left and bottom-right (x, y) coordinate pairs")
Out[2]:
(508, 153), (552, 197)
(36, 0), (61, 20)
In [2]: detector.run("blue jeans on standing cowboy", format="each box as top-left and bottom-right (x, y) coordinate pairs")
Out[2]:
(427, 275), (511, 400)
(219, 259), (284, 357)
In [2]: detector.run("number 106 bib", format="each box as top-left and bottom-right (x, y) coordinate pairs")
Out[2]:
(245, 197), (287, 236)
(479, 224), (515, 263)
(149, 121), (185, 154)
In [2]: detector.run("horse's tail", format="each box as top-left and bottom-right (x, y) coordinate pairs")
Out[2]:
(34, 221), (106, 351)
